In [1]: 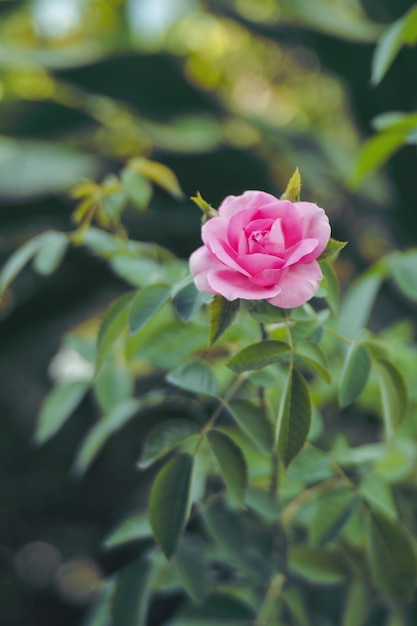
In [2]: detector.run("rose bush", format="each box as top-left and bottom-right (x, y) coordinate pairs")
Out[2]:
(190, 191), (331, 308)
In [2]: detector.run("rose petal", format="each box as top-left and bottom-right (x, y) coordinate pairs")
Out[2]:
(295, 201), (331, 260)
(202, 217), (249, 274)
(207, 269), (282, 301)
(284, 238), (319, 267)
(263, 218), (285, 254)
(267, 261), (323, 308)
(218, 191), (279, 219)
(236, 253), (285, 275)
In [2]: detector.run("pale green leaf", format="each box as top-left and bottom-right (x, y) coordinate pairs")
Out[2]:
(96, 292), (134, 373)
(386, 249), (417, 302)
(276, 368), (311, 468)
(359, 473), (397, 520)
(73, 399), (140, 476)
(138, 419), (199, 469)
(207, 429), (248, 505)
(103, 512), (152, 549)
(296, 341), (331, 383)
(227, 340), (290, 373)
(353, 132), (406, 183)
(121, 168), (152, 210)
(339, 342), (371, 407)
(167, 360), (219, 397)
(129, 284), (171, 335)
(373, 358), (407, 441)
(0, 232), (50, 296)
(281, 167), (301, 202)
(337, 271), (383, 339)
(149, 453), (193, 559)
(367, 509), (417, 602)
(35, 380), (89, 445)
(226, 399), (273, 453)
(93, 359), (134, 412)
(209, 295), (240, 346)
(128, 157), (184, 199)
(320, 260), (340, 312)
(342, 578), (370, 626)
(32, 231), (68, 276)
(318, 238), (347, 261)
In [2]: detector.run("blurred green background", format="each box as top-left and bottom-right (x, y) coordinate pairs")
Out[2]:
(1, 0), (417, 624)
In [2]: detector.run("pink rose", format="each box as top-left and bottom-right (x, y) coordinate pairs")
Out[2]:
(190, 191), (331, 308)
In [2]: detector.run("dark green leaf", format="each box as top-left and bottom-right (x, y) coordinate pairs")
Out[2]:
(167, 360), (219, 397)
(172, 280), (203, 322)
(367, 509), (417, 602)
(296, 341), (331, 383)
(73, 399), (140, 476)
(310, 487), (356, 546)
(129, 284), (171, 335)
(32, 231), (68, 275)
(207, 430), (247, 505)
(245, 300), (286, 323)
(121, 168), (152, 210)
(339, 342), (371, 407)
(288, 546), (347, 585)
(276, 368), (311, 468)
(318, 238), (347, 261)
(138, 419), (199, 469)
(226, 399), (273, 453)
(373, 358), (407, 441)
(281, 167), (301, 202)
(171, 593), (255, 624)
(201, 503), (246, 564)
(227, 340), (290, 373)
(386, 249), (417, 302)
(209, 295), (240, 346)
(149, 453), (193, 559)
(172, 534), (210, 603)
(35, 381), (89, 445)
(112, 554), (154, 626)
(96, 292), (134, 373)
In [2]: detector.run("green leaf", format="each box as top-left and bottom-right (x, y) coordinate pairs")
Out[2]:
(338, 270), (383, 339)
(172, 534), (210, 603)
(227, 340), (290, 373)
(296, 341), (331, 383)
(342, 578), (370, 626)
(167, 360), (219, 397)
(386, 249), (417, 302)
(371, 6), (417, 86)
(281, 167), (301, 202)
(93, 359), (134, 412)
(209, 295), (240, 346)
(207, 430), (248, 505)
(170, 593), (255, 624)
(245, 300), (286, 323)
(359, 473), (397, 520)
(339, 342), (371, 407)
(318, 238), (347, 261)
(172, 280), (203, 322)
(129, 284), (171, 335)
(373, 358), (407, 441)
(0, 232), (50, 296)
(353, 132), (405, 183)
(128, 157), (184, 199)
(112, 554), (155, 626)
(138, 419), (199, 469)
(82, 582), (114, 626)
(367, 509), (417, 602)
(73, 399), (140, 476)
(32, 231), (68, 276)
(275, 368), (311, 468)
(201, 503), (246, 564)
(103, 512), (152, 549)
(121, 168), (152, 210)
(149, 453), (193, 559)
(310, 487), (356, 546)
(226, 399), (273, 453)
(34, 381), (89, 445)
(288, 546), (347, 585)
(96, 292), (134, 373)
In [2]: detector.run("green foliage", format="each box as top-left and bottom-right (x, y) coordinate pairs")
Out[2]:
(207, 430), (248, 505)
(227, 340), (290, 372)
(209, 295), (240, 346)
(275, 368), (311, 468)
